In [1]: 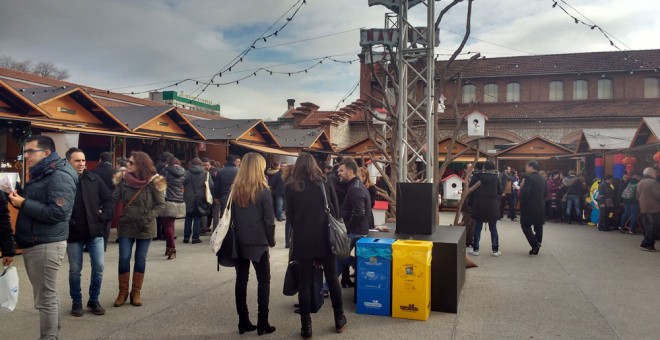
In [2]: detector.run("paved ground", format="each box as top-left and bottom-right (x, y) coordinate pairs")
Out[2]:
(3, 213), (660, 339)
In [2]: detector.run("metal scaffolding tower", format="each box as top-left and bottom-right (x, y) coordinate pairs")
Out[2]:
(365, 0), (437, 183)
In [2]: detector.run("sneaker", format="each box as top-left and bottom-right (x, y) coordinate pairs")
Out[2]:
(191, 239), (202, 244)
(183, 239), (190, 244)
(87, 301), (106, 315)
(492, 251), (502, 257)
(640, 245), (657, 252)
(71, 303), (83, 317)
(468, 250), (479, 256)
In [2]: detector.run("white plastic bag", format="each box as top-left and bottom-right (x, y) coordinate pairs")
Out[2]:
(0, 266), (19, 312)
(210, 191), (233, 254)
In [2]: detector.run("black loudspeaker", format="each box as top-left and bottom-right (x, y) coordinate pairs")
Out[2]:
(396, 182), (437, 235)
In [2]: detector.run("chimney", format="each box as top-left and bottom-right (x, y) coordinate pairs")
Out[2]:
(287, 99), (295, 110)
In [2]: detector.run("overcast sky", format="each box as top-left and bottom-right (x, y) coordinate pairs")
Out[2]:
(1, 0), (659, 120)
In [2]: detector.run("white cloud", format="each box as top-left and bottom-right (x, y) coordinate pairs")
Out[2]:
(1, 0), (658, 120)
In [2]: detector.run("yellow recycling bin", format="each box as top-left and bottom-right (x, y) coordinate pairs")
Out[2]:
(391, 240), (432, 321)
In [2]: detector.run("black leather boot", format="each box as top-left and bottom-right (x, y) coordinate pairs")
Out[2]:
(334, 308), (347, 333)
(257, 311), (276, 335)
(238, 314), (256, 334)
(300, 314), (312, 339)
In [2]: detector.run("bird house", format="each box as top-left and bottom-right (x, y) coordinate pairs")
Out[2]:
(441, 174), (464, 201)
(465, 110), (488, 137)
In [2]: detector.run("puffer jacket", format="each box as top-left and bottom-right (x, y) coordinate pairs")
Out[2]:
(15, 158), (78, 249)
(112, 172), (166, 239)
(160, 164), (185, 202)
(184, 165), (213, 215)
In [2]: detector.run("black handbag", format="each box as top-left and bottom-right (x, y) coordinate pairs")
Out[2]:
(216, 225), (239, 269)
(310, 263), (325, 313)
(319, 183), (350, 258)
(283, 261), (299, 296)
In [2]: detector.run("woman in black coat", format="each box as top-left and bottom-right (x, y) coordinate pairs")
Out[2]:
(467, 161), (503, 257)
(286, 153), (346, 339)
(231, 152), (276, 336)
(0, 191), (15, 266)
(158, 156), (186, 259)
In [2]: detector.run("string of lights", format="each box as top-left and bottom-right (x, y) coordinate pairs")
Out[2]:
(191, 0), (308, 99)
(86, 52), (359, 96)
(253, 27), (363, 50)
(550, 0), (656, 71)
(333, 80), (360, 111)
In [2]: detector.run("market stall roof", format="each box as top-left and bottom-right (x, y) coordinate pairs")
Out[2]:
(14, 86), (130, 132)
(340, 137), (382, 156)
(630, 117), (660, 147)
(437, 137), (488, 162)
(271, 128), (334, 152)
(231, 141), (298, 157)
(193, 119), (280, 147)
(0, 79), (50, 116)
(495, 136), (575, 160)
(575, 128), (636, 152)
(106, 105), (205, 140)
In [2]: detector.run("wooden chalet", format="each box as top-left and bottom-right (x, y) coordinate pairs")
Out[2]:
(271, 128), (334, 162)
(495, 136), (576, 173)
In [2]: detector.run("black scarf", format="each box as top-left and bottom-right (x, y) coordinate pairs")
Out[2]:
(28, 152), (62, 182)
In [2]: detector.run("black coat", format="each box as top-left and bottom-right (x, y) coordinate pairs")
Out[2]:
(468, 170), (502, 222)
(160, 165), (185, 202)
(184, 165), (213, 215)
(91, 161), (117, 192)
(266, 169), (285, 196)
(341, 177), (373, 235)
(214, 163), (238, 202)
(0, 192), (16, 257)
(15, 158), (77, 249)
(519, 171), (547, 225)
(68, 170), (115, 242)
(232, 188), (275, 262)
(286, 179), (339, 261)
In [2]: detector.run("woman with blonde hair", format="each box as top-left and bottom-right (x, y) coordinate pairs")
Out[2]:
(357, 166), (377, 231)
(231, 152), (276, 335)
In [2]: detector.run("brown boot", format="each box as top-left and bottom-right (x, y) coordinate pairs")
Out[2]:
(130, 272), (145, 306)
(114, 273), (130, 307)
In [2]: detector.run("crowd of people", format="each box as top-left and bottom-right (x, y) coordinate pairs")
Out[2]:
(0, 134), (382, 339)
(464, 160), (660, 257)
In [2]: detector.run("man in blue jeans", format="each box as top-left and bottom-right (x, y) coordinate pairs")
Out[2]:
(65, 148), (115, 316)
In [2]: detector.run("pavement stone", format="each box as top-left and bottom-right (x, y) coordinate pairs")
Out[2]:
(2, 213), (659, 339)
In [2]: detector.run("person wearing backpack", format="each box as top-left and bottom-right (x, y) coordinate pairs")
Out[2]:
(619, 175), (641, 234)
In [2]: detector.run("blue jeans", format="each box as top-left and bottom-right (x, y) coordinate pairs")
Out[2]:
(620, 202), (640, 232)
(336, 233), (364, 276)
(118, 237), (151, 274)
(184, 213), (202, 241)
(473, 219), (499, 252)
(566, 194), (581, 218)
(274, 195), (284, 221)
(67, 237), (105, 304)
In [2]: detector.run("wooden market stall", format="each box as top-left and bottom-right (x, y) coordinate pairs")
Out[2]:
(271, 128), (334, 163)
(495, 136), (576, 173)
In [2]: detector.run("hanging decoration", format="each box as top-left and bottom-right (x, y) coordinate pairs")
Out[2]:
(594, 157), (604, 179)
(653, 151), (660, 168)
(621, 156), (637, 176)
(612, 153), (625, 179)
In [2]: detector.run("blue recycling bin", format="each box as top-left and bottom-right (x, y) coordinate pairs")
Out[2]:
(356, 238), (396, 316)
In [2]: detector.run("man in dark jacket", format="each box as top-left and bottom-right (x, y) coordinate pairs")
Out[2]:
(336, 158), (372, 286)
(0, 191), (15, 266)
(562, 170), (585, 224)
(467, 161), (503, 257)
(637, 167), (660, 251)
(91, 151), (117, 249)
(499, 165), (517, 221)
(65, 148), (114, 317)
(266, 162), (285, 221)
(205, 159), (221, 231)
(519, 160), (547, 255)
(214, 154), (240, 218)
(183, 158), (214, 244)
(8, 135), (77, 339)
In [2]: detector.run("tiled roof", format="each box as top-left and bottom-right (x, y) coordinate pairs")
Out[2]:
(105, 106), (173, 130)
(190, 119), (261, 141)
(280, 108), (296, 119)
(446, 100), (660, 120)
(439, 49), (660, 78)
(299, 111), (337, 126)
